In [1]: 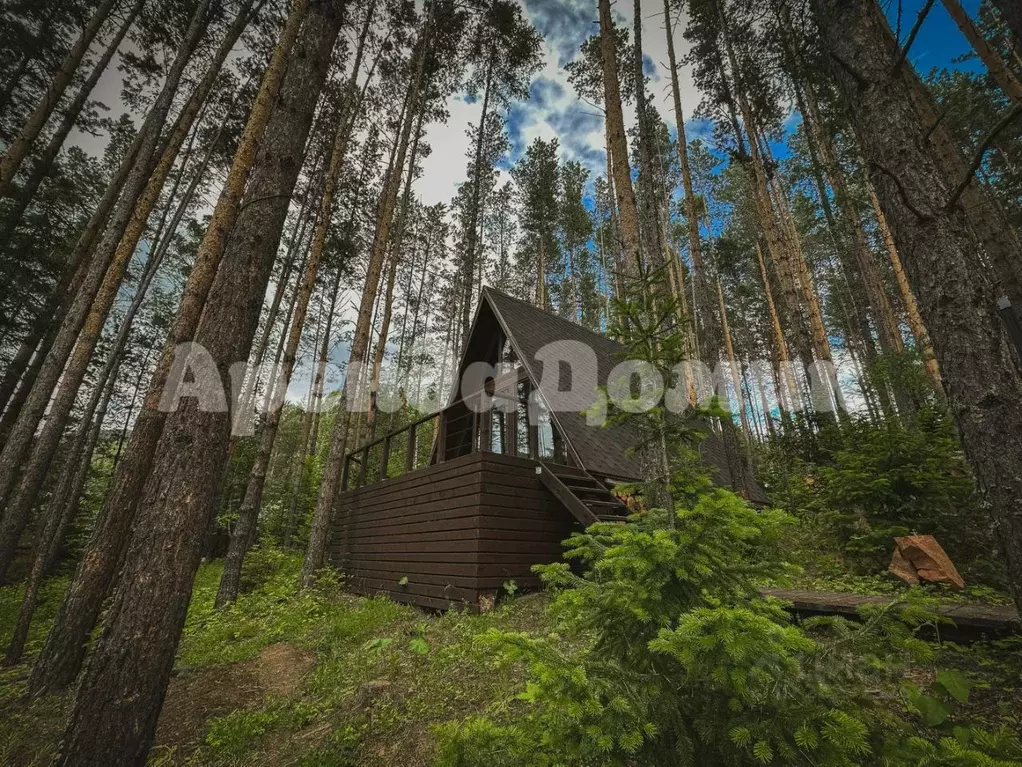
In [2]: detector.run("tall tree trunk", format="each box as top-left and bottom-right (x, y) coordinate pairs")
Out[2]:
(0, 0), (214, 580)
(716, 0), (815, 378)
(0, 0), (121, 197)
(0, 111), (152, 449)
(55, 4), (342, 763)
(717, 278), (754, 446)
(3, 349), (120, 665)
(817, 0), (1022, 612)
(599, 0), (641, 281)
(755, 241), (798, 415)
(28, 0), (312, 699)
(664, 0), (706, 332)
(2, 0), (148, 233)
(799, 79), (904, 357)
(301, 8), (433, 588)
(460, 57), (494, 347)
(215, 6), (375, 603)
(866, 182), (942, 387)
(285, 265), (342, 548)
(900, 46), (1022, 318)
(367, 249), (402, 441)
(940, 0), (1022, 105)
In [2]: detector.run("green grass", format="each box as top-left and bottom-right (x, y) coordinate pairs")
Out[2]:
(0, 548), (551, 766)
(1, 546), (1018, 766)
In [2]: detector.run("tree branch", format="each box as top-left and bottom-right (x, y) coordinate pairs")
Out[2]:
(891, 0), (937, 75)
(871, 161), (934, 220)
(945, 104), (1022, 211)
(829, 51), (869, 90)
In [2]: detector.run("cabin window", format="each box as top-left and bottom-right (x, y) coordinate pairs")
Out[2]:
(500, 338), (521, 371)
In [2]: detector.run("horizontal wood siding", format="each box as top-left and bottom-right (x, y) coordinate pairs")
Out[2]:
(330, 452), (578, 609)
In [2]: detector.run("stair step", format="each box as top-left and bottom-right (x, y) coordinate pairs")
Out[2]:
(585, 499), (627, 508)
(596, 514), (627, 523)
(565, 484), (611, 496)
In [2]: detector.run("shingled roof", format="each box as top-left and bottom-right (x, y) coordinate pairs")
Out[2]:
(466, 287), (770, 505)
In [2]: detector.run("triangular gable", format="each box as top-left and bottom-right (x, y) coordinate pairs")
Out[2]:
(452, 287), (770, 504)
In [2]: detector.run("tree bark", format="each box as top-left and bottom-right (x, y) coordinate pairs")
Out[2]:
(460, 58), (494, 346)
(367, 249), (401, 441)
(664, 0), (706, 320)
(800, 79), (904, 357)
(302, 10), (433, 587)
(215, 8), (375, 603)
(817, 0), (1022, 613)
(866, 182), (942, 388)
(599, 0), (641, 281)
(940, 0), (1022, 105)
(55, 4), (343, 763)
(28, 0), (312, 699)
(0, 0), (214, 580)
(900, 45), (1022, 317)
(0, 0), (121, 197)
(4, 354), (119, 665)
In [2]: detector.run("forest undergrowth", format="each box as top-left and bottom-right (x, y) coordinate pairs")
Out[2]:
(1, 529), (1019, 766)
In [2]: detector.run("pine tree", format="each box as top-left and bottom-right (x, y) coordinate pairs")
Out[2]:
(55, 2), (344, 761)
(814, 0), (1022, 613)
(29, 0), (313, 697)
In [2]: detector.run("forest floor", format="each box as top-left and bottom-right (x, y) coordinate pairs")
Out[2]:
(0, 549), (1020, 766)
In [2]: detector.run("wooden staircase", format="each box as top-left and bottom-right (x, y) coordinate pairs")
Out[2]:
(537, 461), (630, 527)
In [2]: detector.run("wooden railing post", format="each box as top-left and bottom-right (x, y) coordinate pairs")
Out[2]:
(437, 411), (447, 463)
(405, 423), (417, 472)
(380, 434), (391, 479)
(508, 403), (518, 457)
(358, 445), (369, 486)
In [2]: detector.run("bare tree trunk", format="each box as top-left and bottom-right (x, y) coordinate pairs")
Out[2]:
(215, 7), (375, 603)
(940, 0), (1022, 105)
(460, 58), (494, 346)
(302, 11), (433, 587)
(28, 0), (312, 698)
(285, 266), (341, 548)
(0, 0), (214, 580)
(3, 353), (119, 665)
(664, 0), (706, 338)
(817, 0), (1022, 612)
(755, 241), (798, 415)
(367, 249), (401, 441)
(800, 79), (904, 356)
(0, 0), (121, 196)
(55, 4), (342, 762)
(902, 49), (1022, 316)
(599, 0), (641, 281)
(0, 116), (149, 452)
(867, 182), (942, 387)
(717, 279), (754, 443)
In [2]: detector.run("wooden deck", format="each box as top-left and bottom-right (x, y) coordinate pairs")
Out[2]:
(330, 451), (577, 610)
(763, 588), (1021, 639)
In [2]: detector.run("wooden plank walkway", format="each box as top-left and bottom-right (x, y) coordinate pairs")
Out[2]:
(763, 589), (1021, 638)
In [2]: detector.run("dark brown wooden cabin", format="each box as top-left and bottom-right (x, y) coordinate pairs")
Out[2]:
(329, 288), (768, 610)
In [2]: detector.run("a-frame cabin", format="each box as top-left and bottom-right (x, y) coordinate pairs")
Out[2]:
(329, 287), (768, 610)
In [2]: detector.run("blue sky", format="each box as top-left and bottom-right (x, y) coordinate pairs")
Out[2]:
(417, 0), (987, 207)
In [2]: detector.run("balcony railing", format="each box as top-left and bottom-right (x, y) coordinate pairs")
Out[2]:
(341, 368), (566, 492)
